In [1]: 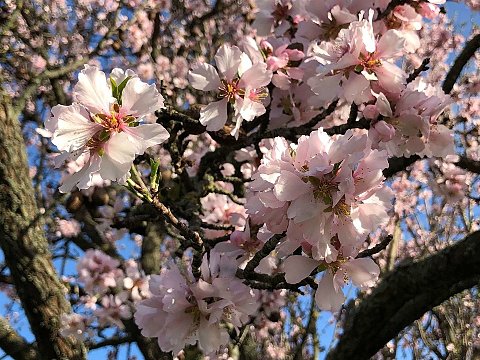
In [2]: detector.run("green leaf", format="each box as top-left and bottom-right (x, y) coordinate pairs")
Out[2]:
(115, 76), (132, 105)
(110, 77), (119, 100)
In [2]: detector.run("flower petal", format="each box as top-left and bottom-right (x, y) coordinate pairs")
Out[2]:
(199, 98), (228, 131)
(120, 77), (165, 118)
(274, 170), (310, 202)
(188, 63), (221, 91)
(50, 104), (102, 153)
(315, 272), (345, 311)
(123, 123), (170, 154)
(238, 62), (272, 89)
(283, 255), (319, 284)
(74, 65), (114, 114)
(342, 258), (380, 289)
(100, 132), (136, 182)
(239, 96), (266, 122)
(59, 153), (102, 193)
(214, 45), (243, 81)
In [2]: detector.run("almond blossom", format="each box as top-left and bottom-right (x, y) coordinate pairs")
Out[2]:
(252, 0), (306, 37)
(246, 128), (392, 263)
(297, 2), (357, 42)
(135, 252), (258, 355)
(308, 10), (407, 105)
(366, 80), (454, 157)
(77, 249), (123, 295)
(378, 4), (423, 53)
(200, 191), (247, 239)
(59, 314), (92, 340)
(188, 44), (273, 138)
(283, 255), (380, 311)
(94, 294), (132, 329)
(45, 65), (169, 192)
(123, 259), (150, 302)
(261, 39), (305, 90)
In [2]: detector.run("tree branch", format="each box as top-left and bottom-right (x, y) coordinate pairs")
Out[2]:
(442, 33), (480, 94)
(0, 316), (38, 360)
(383, 155), (420, 178)
(327, 230), (480, 360)
(357, 235), (393, 258)
(455, 156), (480, 174)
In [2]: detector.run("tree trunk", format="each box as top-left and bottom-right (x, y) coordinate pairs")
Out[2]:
(0, 99), (86, 359)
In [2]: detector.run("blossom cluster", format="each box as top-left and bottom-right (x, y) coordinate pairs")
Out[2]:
(366, 79), (454, 157)
(246, 128), (392, 310)
(135, 252), (258, 355)
(39, 0), (465, 357)
(60, 249), (150, 337)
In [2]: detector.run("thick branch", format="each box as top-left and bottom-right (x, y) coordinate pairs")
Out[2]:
(455, 156), (480, 174)
(327, 230), (480, 360)
(0, 101), (86, 359)
(0, 317), (38, 360)
(383, 155), (420, 178)
(442, 33), (480, 94)
(141, 222), (164, 275)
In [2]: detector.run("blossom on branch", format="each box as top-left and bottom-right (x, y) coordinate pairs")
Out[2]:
(308, 10), (407, 105)
(45, 65), (169, 192)
(366, 80), (454, 157)
(188, 44), (273, 138)
(135, 252), (258, 355)
(246, 128), (392, 309)
(247, 128), (392, 257)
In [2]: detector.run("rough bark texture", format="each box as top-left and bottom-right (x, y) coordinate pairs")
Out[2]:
(0, 100), (86, 359)
(327, 231), (480, 360)
(0, 316), (38, 360)
(141, 222), (163, 275)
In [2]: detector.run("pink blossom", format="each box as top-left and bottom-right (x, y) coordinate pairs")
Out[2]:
(31, 55), (47, 72)
(200, 192), (247, 238)
(299, 3), (357, 41)
(367, 81), (454, 157)
(283, 255), (379, 311)
(45, 65), (169, 192)
(94, 294), (132, 329)
(188, 44), (272, 138)
(416, 2), (441, 19)
(252, 0), (306, 37)
(77, 249), (123, 295)
(431, 160), (469, 202)
(246, 128), (392, 261)
(56, 219), (81, 238)
(123, 259), (150, 301)
(135, 252), (258, 355)
(308, 10), (407, 105)
(59, 314), (91, 340)
(261, 39), (305, 90)
(269, 84), (320, 128)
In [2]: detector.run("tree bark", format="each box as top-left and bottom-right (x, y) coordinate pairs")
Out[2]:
(0, 99), (86, 359)
(0, 316), (38, 360)
(327, 231), (480, 360)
